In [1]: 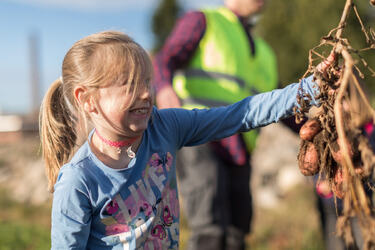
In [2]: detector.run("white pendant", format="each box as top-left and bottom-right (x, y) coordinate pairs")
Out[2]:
(126, 146), (136, 158)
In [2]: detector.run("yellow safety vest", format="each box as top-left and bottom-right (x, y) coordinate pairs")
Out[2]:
(173, 7), (278, 151)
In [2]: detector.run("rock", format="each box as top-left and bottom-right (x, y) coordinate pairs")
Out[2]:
(251, 123), (305, 209)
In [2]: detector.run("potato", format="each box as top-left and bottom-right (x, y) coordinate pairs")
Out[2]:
(332, 167), (345, 199)
(354, 164), (364, 176)
(316, 180), (333, 198)
(298, 142), (320, 176)
(334, 167), (344, 184)
(299, 118), (322, 141)
(331, 138), (354, 164)
(332, 182), (345, 199)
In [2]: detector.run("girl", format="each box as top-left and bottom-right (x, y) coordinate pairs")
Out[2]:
(40, 31), (324, 249)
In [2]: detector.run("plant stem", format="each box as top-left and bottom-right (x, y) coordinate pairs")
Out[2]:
(336, 0), (353, 39)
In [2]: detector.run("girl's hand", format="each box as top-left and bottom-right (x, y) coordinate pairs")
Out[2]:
(316, 51), (336, 73)
(315, 50), (340, 94)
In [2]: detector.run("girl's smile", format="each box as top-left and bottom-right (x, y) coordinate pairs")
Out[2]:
(129, 105), (151, 117)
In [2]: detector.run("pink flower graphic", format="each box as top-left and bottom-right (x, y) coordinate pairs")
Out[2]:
(149, 153), (163, 174)
(149, 153), (161, 167)
(105, 200), (119, 215)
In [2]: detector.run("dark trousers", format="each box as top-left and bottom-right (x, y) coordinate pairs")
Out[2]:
(176, 144), (252, 250)
(317, 195), (364, 250)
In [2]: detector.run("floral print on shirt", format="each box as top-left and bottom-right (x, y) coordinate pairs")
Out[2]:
(102, 152), (179, 249)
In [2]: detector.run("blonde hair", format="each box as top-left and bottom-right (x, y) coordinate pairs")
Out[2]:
(40, 31), (153, 192)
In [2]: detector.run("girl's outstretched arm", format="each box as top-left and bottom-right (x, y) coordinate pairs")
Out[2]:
(241, 75), (318, 130)
(157, 75), (319, 148)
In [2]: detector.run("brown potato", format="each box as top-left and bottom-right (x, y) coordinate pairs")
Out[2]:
(299, 118), (322, 141)
(354, 165), (364, 176)
(331, 138), (354, 164)
(298, 142), (320, 176)
(334, 167), (344, 184)
(332, 182), (345, 199)
(332, 167), (345, 199)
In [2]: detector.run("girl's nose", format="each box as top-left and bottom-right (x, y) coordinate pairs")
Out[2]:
(139, 87), (151, 99)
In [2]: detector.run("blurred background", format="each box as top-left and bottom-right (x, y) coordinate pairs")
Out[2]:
(0, 0), (374, 249)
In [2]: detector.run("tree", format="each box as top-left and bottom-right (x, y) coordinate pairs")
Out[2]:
(151, 0), (181, 52)
(255, 0), (375, 95)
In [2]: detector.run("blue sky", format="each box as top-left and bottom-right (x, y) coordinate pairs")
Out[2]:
(0, 0), (222, 114)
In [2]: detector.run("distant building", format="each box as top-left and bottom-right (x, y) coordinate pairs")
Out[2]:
(0, 30), (42, 144)
(0, 113), (39, 144)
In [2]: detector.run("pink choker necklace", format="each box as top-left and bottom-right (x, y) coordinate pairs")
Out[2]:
(95, 129), (140, 157)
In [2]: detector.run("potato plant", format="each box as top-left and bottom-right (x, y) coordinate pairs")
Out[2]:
(294, 0), (375, 249)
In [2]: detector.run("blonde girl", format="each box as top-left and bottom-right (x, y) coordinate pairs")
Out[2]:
(40, 31), (325, 249)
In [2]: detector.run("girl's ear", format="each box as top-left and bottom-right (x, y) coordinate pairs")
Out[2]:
(74, 86), (97, 114)
(84, 101), (96, 113)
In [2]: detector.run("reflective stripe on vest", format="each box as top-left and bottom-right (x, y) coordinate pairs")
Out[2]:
(172, 7), (278, 151)
(174, 68), (262, 107)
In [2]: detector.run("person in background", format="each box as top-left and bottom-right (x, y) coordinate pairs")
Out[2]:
(152, 0), (306, 249)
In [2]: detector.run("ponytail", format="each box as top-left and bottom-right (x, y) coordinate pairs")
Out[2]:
(39, 78), (77, 192)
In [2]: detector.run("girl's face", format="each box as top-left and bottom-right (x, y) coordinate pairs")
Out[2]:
(95, 81), (153, 138)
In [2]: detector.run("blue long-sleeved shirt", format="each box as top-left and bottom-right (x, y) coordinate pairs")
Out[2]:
(51, 76), (318, 249)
